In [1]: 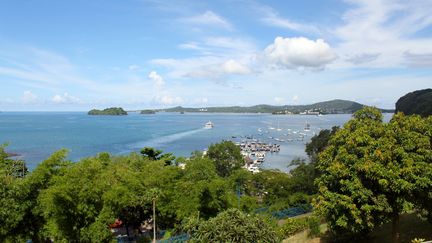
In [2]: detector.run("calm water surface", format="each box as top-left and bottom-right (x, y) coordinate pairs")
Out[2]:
(0, 112), (393, 171)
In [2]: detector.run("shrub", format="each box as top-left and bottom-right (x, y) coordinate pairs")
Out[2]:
(278, 217), (308, 238)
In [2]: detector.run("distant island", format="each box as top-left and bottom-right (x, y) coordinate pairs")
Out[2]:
(88, 107), (127, 116)
(140, 110), (156, 114)
(396, 88), (432, 117)
(150, 99), (394, 114)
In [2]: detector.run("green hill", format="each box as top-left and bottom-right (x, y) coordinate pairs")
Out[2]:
(396, 89), (432, 117)
(156, 99), (393, 114)
(88, 107), (127, 116)
(140, 109), (156, 114)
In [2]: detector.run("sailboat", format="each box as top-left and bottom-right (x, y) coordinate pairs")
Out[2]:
(304, 122), (311, 131)
(276, 120), (282, 131)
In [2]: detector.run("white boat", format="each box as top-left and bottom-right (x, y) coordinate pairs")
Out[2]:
(204, 121), (214, 129)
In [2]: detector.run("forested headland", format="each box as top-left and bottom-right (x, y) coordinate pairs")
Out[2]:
(88, 107), (128, 116)
(396, 88), (432, 117)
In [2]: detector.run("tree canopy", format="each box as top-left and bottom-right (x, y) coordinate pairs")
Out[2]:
(206, 140), (244, 177)
(314, 107), (432, 242)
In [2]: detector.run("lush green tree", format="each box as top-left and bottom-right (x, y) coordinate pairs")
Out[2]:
(305, 126), (339, 163)
(289, 159), (318, 195)
(174, 157), (234, 220)
(38, 150), (184, 242)
(0, 147), (28, 179)
(314, 107), (432, 242)
(140, 147), (174, 165)
(0, 150), (70, 242)
(206, 141), (244, 177)
(183, 208), (279, 243)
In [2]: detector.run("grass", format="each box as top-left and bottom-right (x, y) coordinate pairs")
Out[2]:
(282, 224), (327, 243)
(361, 214), (432, 243)
(283, 214), (432, 243)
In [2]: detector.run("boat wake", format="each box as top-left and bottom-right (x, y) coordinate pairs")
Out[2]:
(128, 128), (205, 149)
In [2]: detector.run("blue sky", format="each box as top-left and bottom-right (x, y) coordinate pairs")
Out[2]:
(0, 0), (431, 111)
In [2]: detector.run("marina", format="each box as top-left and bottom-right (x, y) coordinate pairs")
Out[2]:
(236, 139), (280, 173)
(231, 122), (317, 173)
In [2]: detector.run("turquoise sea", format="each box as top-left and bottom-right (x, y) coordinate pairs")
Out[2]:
(0, 112), (393, 171)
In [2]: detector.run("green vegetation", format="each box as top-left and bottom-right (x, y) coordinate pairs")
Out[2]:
(88, 107), (128, 115)
(184, 208), (279, 242)
(206, 141), (244, 177)
(0, 140), (318, 242)
(278, 215), (321, 239)
(155, 99), (394, 114)
(396, 88), (432, 117)
(314, 107), (432, 242)
(1, 107), (431, 242)
(140, 109), (156, 114)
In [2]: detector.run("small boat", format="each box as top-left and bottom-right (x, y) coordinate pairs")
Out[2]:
(304, 122), (311, 131)
(276, 121), (282, 131)
(204, 121), (214, 129)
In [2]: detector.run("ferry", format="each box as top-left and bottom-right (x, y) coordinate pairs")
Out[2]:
(204, 121), (214, 129)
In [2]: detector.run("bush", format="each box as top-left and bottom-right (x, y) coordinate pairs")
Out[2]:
(278, 215), (322, 239)
(307, 216), (321, 237)
(184, 209), (279, 243)
(278, 217), (308, 238)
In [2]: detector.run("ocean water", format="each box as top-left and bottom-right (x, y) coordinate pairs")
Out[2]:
(0, 112), (393, 171)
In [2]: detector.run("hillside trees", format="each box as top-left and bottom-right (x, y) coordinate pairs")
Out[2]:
(314, 107), (432, 242)
(395, 88), (432, 117)
(206, 140), (244, 177)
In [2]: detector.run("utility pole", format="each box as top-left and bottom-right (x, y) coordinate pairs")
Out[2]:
(153, 197), (156, 243)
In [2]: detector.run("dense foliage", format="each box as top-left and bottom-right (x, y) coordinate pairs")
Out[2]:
(277, 215), (320, 239)
(206, 141), (244, 177)
(183, 208), (279, 242)
(88, 107), (128, 115)
(0, 140), (317, 242)
(396, 88), (432, 117)
(314, 107), (432, 242)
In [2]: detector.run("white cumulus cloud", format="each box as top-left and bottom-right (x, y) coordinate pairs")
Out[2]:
(22, 90), (38, 104)
(264, 37), (337, 69)
(52, 93), (81, 104)
(148, 71), (165, 89)
(221, 60), (251, 75)
(148, 71), (183, 106)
